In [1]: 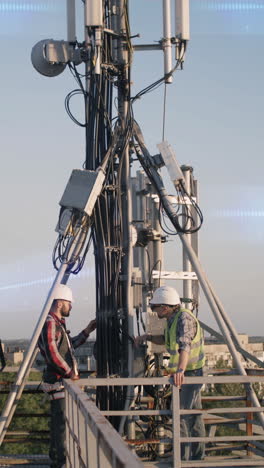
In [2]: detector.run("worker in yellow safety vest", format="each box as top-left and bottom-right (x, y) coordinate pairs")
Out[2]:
(134, 285), (205, 461)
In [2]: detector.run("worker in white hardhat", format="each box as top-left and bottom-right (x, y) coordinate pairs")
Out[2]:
(38, 284), (96, 468)
(134, 285), (205, 461)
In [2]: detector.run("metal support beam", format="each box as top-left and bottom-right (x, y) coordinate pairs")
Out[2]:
(200, 320), (264, 369)
(163, 0), (173, 83)
(132, 123), (264, 428)
(0, 226), (88, 445)
(178, 232), (264, 427)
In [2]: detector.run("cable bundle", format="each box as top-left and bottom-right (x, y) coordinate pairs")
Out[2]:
(132, 121), (203, 236)
(54, 0), (199, 429)
(52, 209), (91, 274)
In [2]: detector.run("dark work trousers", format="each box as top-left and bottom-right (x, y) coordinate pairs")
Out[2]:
(179, 367), (205, 461)
(49, 397), (66, 468)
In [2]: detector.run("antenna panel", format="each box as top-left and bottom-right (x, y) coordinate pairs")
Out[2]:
(59, 169), (105, 216)
(85, 0), (103, 27)
(175, 0), (190, 40)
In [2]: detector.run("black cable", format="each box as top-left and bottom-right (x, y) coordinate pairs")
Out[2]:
(131, 58), (183, 103)
(65, 89), (87, 127)
(158, 202), (178, 236)
(149, 259), (162, 288)
(178, 179), (204, 233)
(86, 30), (130, 420)
(56, 5), (140, 424)
(132, 121), (204, 235)
(52, 211), (91, 274)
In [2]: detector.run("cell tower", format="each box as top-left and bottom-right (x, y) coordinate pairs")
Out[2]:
(1, 0), (264, 452)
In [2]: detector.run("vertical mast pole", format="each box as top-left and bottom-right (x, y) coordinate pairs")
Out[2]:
(152, 199), (163, 290)
(191, 177), (200, 308)
(117, 0), (133, 379)
(182, 166), (192, 309)
(163, 0), (173, 83)
(138, 172), (149, 314)
(116, 0), (134, 435)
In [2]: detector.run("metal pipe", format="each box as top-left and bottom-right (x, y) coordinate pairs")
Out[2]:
(0, 228), (87, 445)
(138, 171), (149, 313)
(199, 320), (264, 369)
(152, 196), (163, 290)
(127, 417), (136, 454)
(178, 231), (264, 427)
(118, 0), (134, 435)
(172, 385), (181, 467)
(157, 423), (165, 455)
(191, 177), (199, 308)
(163, 0), (173, 83)
(132, 123), (264, 426)
(199, 276), (264, 414)
(246, 391), (253, 457)
(205, 277), (249, 361)
(182, 167), (192, 309)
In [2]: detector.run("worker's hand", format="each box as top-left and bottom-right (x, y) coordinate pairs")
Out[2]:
(133, 334), (147, 347)
(69, 370), (80, 381)
(173, 370), (184, 388)
(85, 319), (96, 336)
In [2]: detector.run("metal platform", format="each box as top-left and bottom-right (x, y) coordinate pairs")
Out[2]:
(143, 456), (264, 467)
(0, 455), (50, 467)
(1, 454), (264, 468)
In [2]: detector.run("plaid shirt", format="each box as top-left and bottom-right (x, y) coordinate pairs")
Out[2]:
(38, 312), (88, 380)
(167, 310), (197, 354)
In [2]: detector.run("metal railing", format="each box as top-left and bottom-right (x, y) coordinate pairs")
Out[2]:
(64, 380), (144, 468)
(64, 375), (264, 468)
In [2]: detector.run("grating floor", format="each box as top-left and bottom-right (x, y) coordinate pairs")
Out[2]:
(0, 455), (50, 467)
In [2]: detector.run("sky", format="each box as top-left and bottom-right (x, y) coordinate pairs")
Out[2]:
(0, 0), (264, 339)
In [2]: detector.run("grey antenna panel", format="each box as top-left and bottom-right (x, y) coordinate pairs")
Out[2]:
(59, 169), (105, 216)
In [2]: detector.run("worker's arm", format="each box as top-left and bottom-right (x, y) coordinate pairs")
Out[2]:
(134, 334), (165, 346)
(173, 349), (189, 387)
(173, 312), (196, 387)
(72, 319), (97, 349)
(84, 319), (96, 337)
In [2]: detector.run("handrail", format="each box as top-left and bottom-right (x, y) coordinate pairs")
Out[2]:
(64, 380), (144, 468)
(64, 375), (264, 468)
(78, 375), (264, 385)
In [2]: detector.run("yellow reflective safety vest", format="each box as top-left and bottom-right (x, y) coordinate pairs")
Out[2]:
(165, 308), (205, 373)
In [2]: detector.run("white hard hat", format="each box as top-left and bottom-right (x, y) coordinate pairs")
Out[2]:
(149, 286), (180, 306)
(53, 284), (74, 303)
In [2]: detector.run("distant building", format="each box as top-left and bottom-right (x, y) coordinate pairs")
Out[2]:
(75, 341), (96, 372)
(204, 334), (264, 369)
(5, 351), (24, 365)
(28, 334), (264, 374)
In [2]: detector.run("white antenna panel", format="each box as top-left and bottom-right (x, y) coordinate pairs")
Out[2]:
(85, 0), (103, 27)
(157, 141), (184, 185)
(175, 0), (190, 40)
